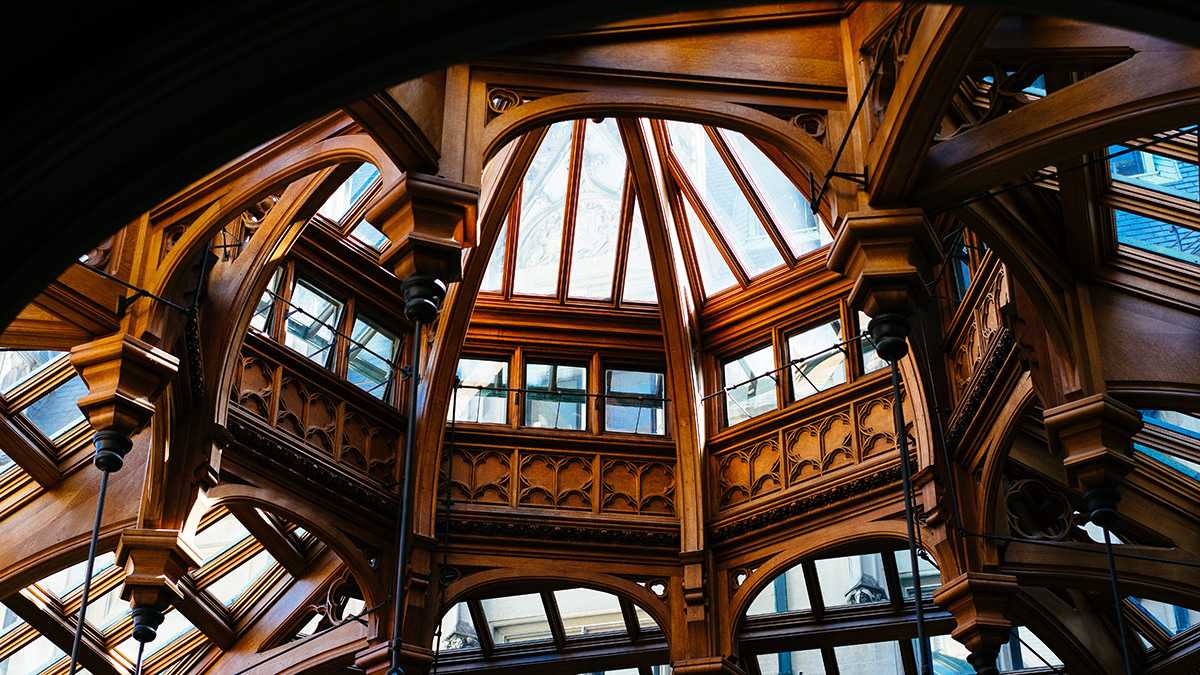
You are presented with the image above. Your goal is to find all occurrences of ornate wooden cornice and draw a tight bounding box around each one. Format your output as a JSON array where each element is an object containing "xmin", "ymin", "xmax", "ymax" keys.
[
  {"xmin": 945, "ymin": 327, "xmax": 1017, "ymax": 450},
  {"xmin": 444, "ymin": 516, "xmax": 680, "ymax": 548}
]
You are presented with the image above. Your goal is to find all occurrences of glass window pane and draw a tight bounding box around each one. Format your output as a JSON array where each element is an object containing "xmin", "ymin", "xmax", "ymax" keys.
[
  {"xmin": 950, "ymin": 232, "xmax": 972, "ymax": 301},
  {"xmin": 666, "ymin": 121, "xmax": 784, "ymax": 276},
  {"xmin": 249, "ymin": 268, "xmax": 283, "ymax": 333},
  {"xmin": 525, "ymin": 363, "xmax": 587, "ymax": 431},
  {"xmin": 1135, "ymin": 441, "xmax": 1200, "ymax": 481},
  {"xmin": 0, "ymin": 350, "xmax": 64, "ymax": 394},
  {"xmin": 859, "ymin": 311, "xmax": 888, "ymax": 374},
  {"xmin": 1142, "ymin": 409, "xmax": 1200, "ymax": 440},
  {"xmin": 193, "ymin": 513, "xmax": 251, "ymax": 564},
  {"xmin": 37, "ymin": 552, "xmax": 116, "ymax": 598},
  {"xmin": 513, "ymin": 122, "xmax": 573, "ymax": 296},
  {"xmin": 85, "ymin": 585, "xmax": 128, "ymax": 630},
  {"xmin": 347, "ymin": 316, "xmax": 398, "ymax": 399},
  {"xmin": 1109, "ymin": 146, "xmax": 1198, "ymax": 203},
  {"xmin": 0, "ymin": 635, "xmax": 63, "ymax": 675},
  {"xmin": 283, "ymin": 279, "xmax": 344, "ymax": 367},
  {"xmin": 998, "ymin": 626, "xmax": 1063, "ymax": 671},
  {"xmin": 206, "ymin": 549, "xmax": 279, "ymax": 606},
  {"xmin": 923, "ymin": 634, "xmax": 972, "ymax": 673},
  {"xmin": 554, "ymin": 588, "xmax": 625, "ymax": 637},
  {"xmin": 568, "ymin": 119, "xmax": 625, "ymax": 300},
  {"xmin": 605, "ymin": 369, "xmax": 664, "ymax": 435},
  {"xmin": 21, "ymin": 375, "xmax": 88, "ymax": 440},
  {"xmin": 622, "ymin": 200, "xmax": 658, "ymax": 304},
  {"xmin": 815, "ymin": 553, "xmax": 890, "ymax": 608},
  {"xmin": 722, "ymin": 129, "xmax": 831, "ymax": 257},
  {"xmin": 480, "ymin": 219, "xmax": 508, "ymax": 293},
  {"xmin": 0, "ymin": 451, "xmax": 13, "ymax": 476},
  {"xmin": 480, "ymin": 593, "xmax": 554, "ymax": 645},
  {"xmin": 452, "ymin": 358, "xmax": 508, "ymax": 424},
  {"xmin": 1114, "ymin": 209, "xmax": 1200, "ymax": 265},
  {"xmin": 0, "ymin": 603, "xmax": 20, "ymax": 637},
  {"xmin": 787, "ymin": 319, "xmax": 846, "ymax": 401},
  {"xmin": 681, "ymin": 197, "xmax": 737, "ymax": 296},
  {"xmin": 757, "ymin": 650, "xmax": 826, "ymax": 675},
  {"xmin": 317, "ymin": 163, "xmax": 381, "ymax": 222},
  {"xmin": 833, "ymin": 641, "xmax": 904, "ymax": 675},
  {"xmin": 348, "ymin": 219, "xmax": 390, "ymax": 251},
  {"xmin": 893, "ymin": 549, "xmax": 942, "ymax": 600},
  {"xmin": 723, "ymin": 345, "xmax": 776, "ymax": 426},
  {"xmin": 1131, "ymin": 597, "xmax": 1200, "ymax": 636},
  {"xmin": 435, "ymin": 602, "xmax": 479, "ymax": 651},
  {"xmin": 746, "ymin": 562, "xmax": 810, "ymax": 616}
]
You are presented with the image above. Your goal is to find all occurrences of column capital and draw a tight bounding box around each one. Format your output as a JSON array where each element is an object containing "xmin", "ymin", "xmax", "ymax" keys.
[
  {"xmin": 116, "ymin": 528, "xmax": 202, "ymax": 610},
  {"xmin": 672, "ymin": 656, "xmax": 747, "ymax": 675},
  {"xmin": 69, "ymin": 333, "xmax": 179, "ymax": 436},
  {"xmin": 372, "ymin": 172, "xmax": 478, "ymax": 283},
  {"xmin": 1044, "ymin": 393, "xmax": 1142, "ymax": 492},
  {"xmin": 827, "ymin": 207, "xmax": 940, "ymax": 317},
  {"xmin": 933, "ymin": 572, "xmax": 1019, "ymax": 675}
]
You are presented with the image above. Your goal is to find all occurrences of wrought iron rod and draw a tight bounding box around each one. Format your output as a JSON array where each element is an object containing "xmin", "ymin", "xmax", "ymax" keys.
[
  {"xmin": 389, "ymin": 320, "xmax": 424, "ymax": 675},
  {"xmin": 890, "ymin": 359, "xmax": 931, "ymax": 675},
  {"xmin": 67, "ymin": 467, "xmax": 111, "ymax": 674},
  {"xmin": 1104, "ymin": 526, "xmax": 1135, "ymax": 675}
]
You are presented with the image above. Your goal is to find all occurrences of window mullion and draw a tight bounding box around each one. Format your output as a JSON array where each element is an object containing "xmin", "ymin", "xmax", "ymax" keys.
[
  {"xmin": 705, "ymin": 125, "xmax": 795, "ymax": 266},
  {"xmin": 669, "ymin": 156, "xmax": 751, "ymax": 287},
  {"xmin": 611, "ymin": 170, "xmax": 636, "ymax": 307},
  {"xmin": 557, "ymin": 120, "xmax": 587, "ymax": 303}
]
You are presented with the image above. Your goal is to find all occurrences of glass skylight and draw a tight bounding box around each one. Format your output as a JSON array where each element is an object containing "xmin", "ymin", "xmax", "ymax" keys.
[
  {"xmin": 746, "ymin": 562, "xmax": 810, "ymax": 616},
  {"xmin": 513, "ymin": 121, "xmax": 573, "ymax": 296},
  {"xmin": 116, "ymin": 609, "xmax": 196, "ymax": 659},
  {"xmin": 21, "ymin": 375, "xmax": 88, "ymax": 440},
  {"xmin": 1109, "ymin": 146, "xmax": 1198, "ymax": 203},
  {"xmin": 815, "ymin": 553, "xmax": 889, "ymax": 608},
  {"xmin": 0, "ymin": 350, "xmax": 64, "ymax": 395},
  {"xmin": 1130, "ymin": 597, "xmax": 1199, "ymax": 636},
  {"xmin": 622, "ymin": 201, "xmax": 657, "ymax": 303},
  {"xmin": 480, "ymin": 219, "xmax": 508, "ymax": 293},
  {"xmin": 207, "ymin": 549, "xmax": 279, "ymax": 607},
  {"xmin": 0, "ymin": 635, "xmax": 62, "ymax": 675},
  {"xmin": 1113, "ymin": 209, "xmax": 1200, "ymax": 265},
  {"xmin": 666, "ymin": 120, "xmax": 785, "ymax": 276},
  {"xmin": 317, "ymin": 162, "xmax": 380, "ymax": 222},
  {"xmin": 38, "ymin": 552, "xmax": 116, "ymax": 598},
  {"xmin": 0, "ymin": 451, "xmax": 13, "ymax": 476},
  {"xmin": 681, "ymin": 197, "xmax": 738, "ymax": 296},
  {"xmin": 553, "ymin": 588, "xmax": 625, "ymax": 637},
  {"xmin": 568, "ymin": 119, "xmax": 625, "ymax": 300},
  {"xmin": 349, "ymin": 219, "xmax": 390, "ymax": 251},
  {"xmin": 757, "ymin": 649, "xmax": 826, "ymax": 675},
  {"xmin": 283, "ymin": 279, "xmax": 344, "ymax": 367},
  {"xmin": 193, "ymin": 513, "xmax": 251, "ymax": 564},
  {"xmin": 480, "ymin": 593, "xmax": 554, "ymax": 645},
  {"xmin": 833, "ymin": 641, "xmax": 904, "ymax": 674}
]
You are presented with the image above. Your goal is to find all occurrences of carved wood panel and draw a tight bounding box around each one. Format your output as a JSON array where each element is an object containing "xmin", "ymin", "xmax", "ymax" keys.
[
  {"xmin": 445, "ymin": 445, "xmax": 676, "ymax": 519},
  {"xmin": 947, "ymin": 264, "xmax": 1010, "ymax": 407},
  {"xmin": 231, "ymin": 337, "xmax": 402, "ymax": 486},
  {"xmin": 711, "ymin": 381, "xmax": 915, "ymax": 513}
]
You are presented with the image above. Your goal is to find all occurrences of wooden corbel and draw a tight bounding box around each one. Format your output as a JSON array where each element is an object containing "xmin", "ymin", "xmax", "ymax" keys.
[
  {"xmin": 933, "ymin": 572, "xmax": 1019, "ymax": 675},
  {"xmin": 116, "ymin": 528, "xmax": 203, "ymax": 641},
  {"xmin": 70, "ymin": 332, "xmax": 179, "ymax": 437},
  {"xmin": 827, "ymin": 207, "xmax": 941, "ymax": 318},
  {"xmin": 371, "ymin": 172, "xmax": 479, "ymax": 283}
]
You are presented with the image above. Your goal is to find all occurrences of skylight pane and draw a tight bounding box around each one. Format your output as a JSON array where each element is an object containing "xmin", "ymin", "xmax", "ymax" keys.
[
  {"xmin": 317, "ymin": 163, "xmax": 381, "ymax": 222},
  {"xmin": 833, "ymin": 641, "xmax": 904, "ymax": 674},
  {"xmin": 680, "ymin": 198, "xmax": 737, "ymax": 296},
  {"xmin": 553, "ymin": 588, "xmax": 625, "ymax": 637},
  {"xmin": 480, "ymin": 219, "xmax": 507, "ymax": 293},
  {"xmin": 0, "ymin": 635, "xmax": 62, "ymax": 674},
  {"xmin": 0, "ymin": 603, "xmax": 20, "ymax": 637},
  {"xmin": 0, "ymin": 350, "xmax": 64, "ymax": 395},
  {"xmin": 746, "ymin": 562, "xmax": 810, "ymax": 616},
  {"xmin": 1113, "ymin": 209, "xmax": 1200, "ymax": 265},
  {"xmin": 349, "ymin": 219, "xmax": 390, "ymax": 251},
  {"xmin": 513, "ymin": 121, "xmax": 573, "ymax": 296},
  {"xmin": 815, "ymin": 553, "xmax": 889, "ymax": 608},
  {"xmin": 893, "ymin": 549, "xmax": 942, "ymax": 599},
  {"xmin": 434, "ymin": 602, "xmax": 479, "ymax": 651},
  {"xmin": 1130, "ymin": 597, "xmax": 1200, "ymax": 636},
  {"xmin": 757, "ymin": 650, "xmax": 826, "ymax": 675},
  {"xmin": 480, "ymin": 593, "xmax": 554, "ymax": 645},
  {"xmin": 38, "ymin": 552, "xmax": 116, "ymax": 598},
  {"xmin": 21, "ymin": 375, "xmax": 88, "ymax": 440},
  {"xmin": 193, "ymin": 513, "xmax": 251, "ymax": 564},
  {"xmin": 1135, "ymin": 442, "xmax": 1200, "ymax": 482},
  {"xmin": 923, "ymin": 635, "xmax": 972, "ymax": 672},
  {"xmin": 723, "ymin": 345, "xmax": 776, "ymax": 425},
  {"xmin": 568, "ymin": 119, "xmax": 625, "ymax": 300},
  {"xmin": 622, "ymin": 200, "xmax": 657, "ymax": 304},
  {"xmin": 1108, "ymin": 146, "xmax": 1198, "ymax": 202},
  {"xmin": 722, "ymin": 129, "xmax": 831, "ymax": 257},
  {"xmin": 666, "ymin": 121, "xmax": 784, "ymax": 276},
  {"xmin": 206, "ymin": 549, "xmax": 278, "ymax": 606},
  {"xmin": 284, "ymin": 279, "xmax": 344, "ymax": 367},
  {"xmin": 116, "ymin": 610, "xmax": 195, "ymax": 659},
  {"xmin": 1142, "ymin": 409, "xmax": 1200, "ymax": 440},
  {"xmin": 452, "ymin": 358, "xmax": 508, "ymax": 424},
  {"xmin": 999, "ymin": 626, "xmax": 1063, "ymax": 671},
  {"xmin": 347, "ymin": 315, "xmax": 398, "ymax": 399},
  {"xmin": 786, "ymin": 319, "xmax": 846, "ymax": 401},
  {"xmin": 0, "ymin": 451, "xmax": 13, "ymax": 476},
  {"xmin": 85, "ymin": 586, "xmax": 128, "ymax": 630}
]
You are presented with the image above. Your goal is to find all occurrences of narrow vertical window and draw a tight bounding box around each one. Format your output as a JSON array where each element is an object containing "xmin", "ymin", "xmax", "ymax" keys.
[
  {"xmin": 723, "ymin": 345, "xmax": 777, "ymax": 425},
  {"xmin": 568, "ymin": 118, "xmax": 625, "ymax": 299},
  {"xmin": 453, "ymin": 358, "xmax": 509, "ymax": 424},
  {"xmin": 622, "ymin": 200, "xmax": 658, "ymax": 304},
  {"xmin": 525, "ymin": 362, "xmax": 587, "ymax": 431},
  {"xmin": 513, "ymin": 122, "xmax": 573, "ymax": 296},
  {"xmin": 858, "ymin": 311, "xmax": 888, "ymax": 374},
  {"xmin": 283, "ymin": 279, "xmax": 344, "ymax": 367},
  {"xmin": 347, "ymin": 315, "xmax": 398, "ymax": 399},
  {"xmin": 480, "ymin": 219, "xmax": 508, "ymax": 293},
  {"xmin": 605, "ymin": 369, "xmax": 665, "ymax": 435}
]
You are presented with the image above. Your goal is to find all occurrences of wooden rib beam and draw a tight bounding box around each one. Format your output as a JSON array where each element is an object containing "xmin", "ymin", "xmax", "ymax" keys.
[
  {"xmin": 0, "ymin": 414, "xmax": 60, "ymax": 488},
  {"xmin": 1002, "ymin": 541, "xmax": 1200, "ymax": 606},
  {"xmin": 619, "ymin": 596, "xmax": 642, "ymax": 643},
  {"xmin": 867, "ymin": 5, "xmax": 1000, "ymax": 204},
  {"xmin": 4, "ymin": 590, "xmax": 124, "ymax": 675},
  {"xmin": 176, "ymin": 576, "xmax": 237, "ymax": 650},
  {"xmin": 917, "ymin": 48, "xmax": 1200, "ymax": 208},
  {"xmin": 433, "ymin": 633, "xmax": 668, "ymax": 675},
  {"xmin": 227, "ymin": 503, "xmax": 307, "ymax": 577},
  {"xmin": 739, "ymin": 608, "xmax": 955, "ymax": 655},
  {"xmin": 540, "ymin": 590, "xmax": 567, "ymax": 651},
  {"xmin": 467, "ymin": 598, "xmax": 495, "ymax": 658}
]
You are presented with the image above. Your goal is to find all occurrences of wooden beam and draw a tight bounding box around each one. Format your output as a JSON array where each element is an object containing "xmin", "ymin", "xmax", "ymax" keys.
[
  {"xmin": 1002, "ymin": 541, "xmax": 1200, "ymax": 605},
  {"xmin": 867, "ymin": 5, "xmax": 1000, "ymax": 205},
  {"xmin": 175, "ymin": 577, "xmax": 237, "ymax": 650},
  {"xmin": 433, "ymin": 632, "xmax": 668, "ymax": 675},
  {"xmin": 227, "ymin": 503, "xmax": 307, "ymax": 577},
  {"xmin": 540, "ymin": 590, "xmax": 566, "ymax": 651},
  {"xmin": 0, "ymin": 414, "xmax": 60, "ymax": 488},
  {"xmin": 917, "ymin": 49, "xmax": 1200, "ymax": 208},
  {"xmin": 4, "ymin": 590, "xmax": 125, "ymax": 675},
  {"xmin": 467, "ymin": 598, "xmax": 494, "ymax": 658},
  {"xmin": 619, "ymin": 596, "xmax": 642, "ymax": 643},
  {"xmin": 739, "ymin": 608, "xmax": 955, "ymax": 655}
]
